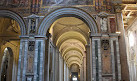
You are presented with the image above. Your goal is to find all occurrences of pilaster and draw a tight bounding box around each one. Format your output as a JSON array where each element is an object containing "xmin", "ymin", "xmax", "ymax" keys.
[
  {"xmin": 34, "ymin": 36, "xmax": 46, "ymax": 81},
  {"xmin": 80, "ymin": 61, "xmax": 84, "ymax": 81},
  {"xmin": 17, "ymin": 35, "xmax": 46, "ymax": 81},
  {"xmin": 55, "ymin": 48, "xmax": 59, "ymax": 81},
  {"xmin": 91, "ymin": 33, "xmax": 102, "ymax": 81},
  {"xmin": 86, "ymin": 44, "xmax": 91, "ymax": 81},
  {"xmin": 110, "ymin": 34, "xmax": 121, "ymax": 81},
  {"xmin": 83, "ymin": 57, "xmax": 86, "ymax": 81},
  {"xmin": 116, "ymin": 12, "xmax": 130, "ymax": 81},
  {"xmin": 17, "ymin": 38, "xmax": 28, "ymax": 81}
]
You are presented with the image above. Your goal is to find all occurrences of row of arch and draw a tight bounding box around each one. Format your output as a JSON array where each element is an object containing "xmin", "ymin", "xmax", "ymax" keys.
[
  {"xmin": 0, "ymin": 7, "xmax": 98, "ymax": 36},
  {"xmin": 0, "ymin": 7, "xmax": 98, "ymax": 81}
]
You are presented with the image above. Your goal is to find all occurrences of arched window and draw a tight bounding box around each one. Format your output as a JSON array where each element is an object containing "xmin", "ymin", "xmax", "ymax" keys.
[{"xmin": 0, "ymin": 47, "xmax": 13, "ymax": 81}]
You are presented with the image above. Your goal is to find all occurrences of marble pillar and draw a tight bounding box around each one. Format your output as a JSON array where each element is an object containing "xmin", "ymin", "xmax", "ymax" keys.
[
  {"xmin": 86, "ymin": 44, "xmax": 91, "ymax": 81},
  {"xmin": 52, "ymin": 45, "xmax": 56, "ymax": 81},
  {"xmin": 64, "ymin": 61, "xmax": 66, "ymax": 81},
  {"xmin": 34, "ymin": 37, "xmax": 45, "ymax": 81},
  {"xmin": 91, "ymin": 35, "xmax": 102, "ymax": 81},
  {"xmin": 17, "ymin": 38, "xmax": 28, "ymax": 81},
  {"xmin": 110, "ymin": 35, "xmax": 121, "ymax": 81},
  {"xmin": 83, "ymin": 57, "xmax": 86, "ymax": 81},
  {"xmin": 17, "ymin": 36, "xmax": 46, "ymax": 81},
  {"xmin": 59, "ymin": 54, "xmax": 63, "ymax": 81},
  {"xmin": 67, "ymin": 67, "xmax": 69, "ymax": 81},
  {"xmin": 80, "ymin": 62, "xmax": 83, "ymax": 81},
  {"xmin": 116, "ymin": 13, "xmax": 130, "ymax": 81},
  {"xmin": 55, "ymin": 48, "xmax": 59, "ymax": 81}
]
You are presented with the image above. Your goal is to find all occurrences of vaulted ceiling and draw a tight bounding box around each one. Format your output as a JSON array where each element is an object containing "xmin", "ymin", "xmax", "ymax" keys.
[{"xmin": 49, "ymin": 17, "xmax": 90, "ymax": 68}]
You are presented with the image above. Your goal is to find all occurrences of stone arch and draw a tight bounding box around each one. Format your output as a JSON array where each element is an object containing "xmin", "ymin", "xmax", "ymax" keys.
[
  {"xmin": 0, "ymin": 10, "xmax": 26, "ymax": 35},
  {"xmin": 38, "ymin": 7, "xmax": 98, "ymax": 35}
]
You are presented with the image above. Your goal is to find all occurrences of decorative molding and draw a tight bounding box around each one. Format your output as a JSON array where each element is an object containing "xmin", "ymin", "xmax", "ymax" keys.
[
  {"xmin": 115, "ymin": 5, "xmax": 122, "ymax": 13},
  {"xmin": 28, "ymin": 41, "xmax": 35, "ymax": 51},
  {"xmin": 90, "ymin": 33, "xmax": 102, "ymax": 37},
  {"xmin": 101, "ymin": 40, "xmax": 109, "ymax": 50},
  {"xmin": 38, "ymin": 7, "xmax": 98, "ymax": 35},
  {"xmin": 24, "ymin": 14, "xmax": 44, "ymax": 35},
  {"xmin": 98, "ymin": 12, "xmax": 109, "ymax": 17}
]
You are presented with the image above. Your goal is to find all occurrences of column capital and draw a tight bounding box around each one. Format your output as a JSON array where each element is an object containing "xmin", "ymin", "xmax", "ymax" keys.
[
  {"xmin": 19, "ymin": 35, "xmax": 47, "ymax": 39},
  {"xmin": 90, "ymin": 33, "xmax": 102, "ymax": 37},
  {"xmin": 114, "ymin": 4, "xmax": 122, "ymax": 13},
  {"xmin": 90, "ymin": 33, "xmax": 120, "ymax": 37},
  {"xmin": 109, "ymin": 33, "xmax": 120, "ymax": 37},
  {"xmin": 34, "ymin": 35, "xmax": 47, "ymax": 39},
  {"xmin": 19, "ymin": 35, "xmax": 29, "ymax": 38}
]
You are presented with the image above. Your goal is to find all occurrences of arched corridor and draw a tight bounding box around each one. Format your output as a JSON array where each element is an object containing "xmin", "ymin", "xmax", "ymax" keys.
[
  {"xmin": 45, "ymin": 17, "xmax": 90, "ymax": 81},
  {"xmin": 0, "ymin": 0, "xmax": 136, "ymax": 80}
]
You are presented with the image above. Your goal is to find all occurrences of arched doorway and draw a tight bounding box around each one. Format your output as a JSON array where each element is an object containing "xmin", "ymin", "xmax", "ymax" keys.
[
  {"xmin": 0, "ymin": 47, "xmax": 13, "ymax": 81},
  {"xmin": 0, "ymin": 10, "xmax": 26, "ymax": 81},
  {"xmin": 70, "ymin": 64, "xmax": 80, "ymax": 81},
  {"xmin": 38, "ymin": 7, "xmax": 98, "ymax": 81},
  {"xmin": 46, "ymin": 17, "xmax": 89, "ymax": 81}
]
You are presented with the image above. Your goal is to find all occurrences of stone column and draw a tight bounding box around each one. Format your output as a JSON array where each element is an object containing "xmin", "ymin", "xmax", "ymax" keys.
[
  {"xmin": 52, "ymin": 45, "xmax": 56, "ymax": 81},
  {"xmin": 116, "ymin": 12, "xmax": 130, "ymax": 81},
  {"xmin": 61, "ymin": 57, "xmax": 63, "ymax": 81},
  {"xmin": 17, "ymin": 36, "xmax": 46, "ymax": 81},
  {"xmin": 34, "ymin": 36, "xmax": 46, "ymax": 81},
  {"xmin": 83, "ymin": 57, "xmax": 86, "ymax": 81},
  {"xmin": 110, "ymin": 35, "xmax": 122, "ymax": 81},
  {"xmin": 17, "ymin": 38, "xmax": 28, "ymax": 81},
  {"xmin": 65, "ymin": 64, "xmax": 67, "ymax": 81},
  {"xmin": 59, "ymin": 54, "xmax": 61, "ymax": 81},
  {"xmin": 55, "ymin": 48, "xmax": 59, "ymax": 81},
  {"xmin": 64, "ymin": 61, "xmax": 66, "ymax": 81},
  {"xmin": 47, "ymin": 38, "xmax": 50, "ymax": 81},
  {"xmin": 80, "ymin": 62, "xmax": 83, "ymax": 81},
  {"xmin": 86, "ymin": 44, "xmax": 91, "ymax": 81},
  {"xmin": 59, "ymin": 53, "xmax": 63, "ymax": 81},
  {"xmin": 67, "ymin": 66, "xmax": 69, "ymax": 81},
  {"xmin": 91, "ymin": 34, "xmax": 102, "ymax": 81}
]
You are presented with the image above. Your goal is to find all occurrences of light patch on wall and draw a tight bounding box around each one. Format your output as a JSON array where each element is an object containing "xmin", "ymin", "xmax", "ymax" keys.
[{"xmin": 129, "ymin": 32, "xmax": 134, "ymax": 47}]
